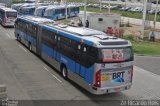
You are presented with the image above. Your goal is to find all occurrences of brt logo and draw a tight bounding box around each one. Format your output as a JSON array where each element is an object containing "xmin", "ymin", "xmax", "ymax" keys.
[{"xmin": 113, "ymin": 72, "xmax": 125, "ymax": 79}]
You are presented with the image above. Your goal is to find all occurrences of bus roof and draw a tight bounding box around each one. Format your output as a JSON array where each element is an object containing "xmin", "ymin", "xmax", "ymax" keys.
[
  {"xmin": 0, "ymin": 7, "xmax": 17, "ymax": 12},
  {"xmin": 21, "ymin": 6, "xmax": 36, "ymax": 9},
  {"xmin": 18, "ymin": 16, "xmax": 54, "ymax": 24},
  {"xmin": 17, "ymin": 16, "xmax": 130, "ymax": 47},
  {"xmin": 46, "ymin": 5, "xmax": 65, "ymax": 10},
  {"xmin": 36, "ymin": 6, "xmax": 48, "ymax": 9},
  {"xmin": 44, "ymin": 24, "xmax": 130, "ymax": 47}
]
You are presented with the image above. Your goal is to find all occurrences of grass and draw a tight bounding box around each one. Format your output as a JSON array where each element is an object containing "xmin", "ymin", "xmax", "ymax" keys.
[
  {"xmin": 123, "ymin": 35, "xmax": 160, "ymax": 56},
  {"xmin": 132, "ymin": 41, "xmax": 160, "ymax": 56}
]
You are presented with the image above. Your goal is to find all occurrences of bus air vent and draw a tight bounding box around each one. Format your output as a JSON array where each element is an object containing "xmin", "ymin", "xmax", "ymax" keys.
[
  {"xmin": 58, "ymin": 24, "xmax": 68, "ymax": 28},
  {"xmin": 93, "ymin": 35, "xmax": 109, "ymax": 40},
  {"xmin": 99, "ymin": 41, "xmax": 128, "ymax": 45}
]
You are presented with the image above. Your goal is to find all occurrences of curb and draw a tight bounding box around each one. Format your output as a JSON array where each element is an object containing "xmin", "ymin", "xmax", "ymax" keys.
[{"xmin": 135, "ymin": 54, "xmax": 160, "ymax": 57}]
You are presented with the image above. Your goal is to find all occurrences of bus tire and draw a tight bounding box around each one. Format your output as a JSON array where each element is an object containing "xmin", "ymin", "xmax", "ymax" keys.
[
  {"xmin": 28, "ymin": 43, "xmax": 32, "ymax": 52},
  {"xmin": 61, "ymin": 65, "xmax": 68, "ymax": 79}
]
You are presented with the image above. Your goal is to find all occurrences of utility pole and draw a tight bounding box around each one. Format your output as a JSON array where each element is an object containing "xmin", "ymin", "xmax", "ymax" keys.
[
  {"xmin": 154, "ymin": 0, "xmax": 159, "ymax": 28},
  {"xmin": 141, "ymin": 0, "xmax": 147, "ymax": 39},
  {"xmin": 84, "ymin": 0, "xmax": 87, "ymax": 23},
  {"xmin": 100, "ymin": 0, "xmax": 102, "ymax": 11},
  {"xmin": 65, "ymin": 0, "xmax": 68, "ymax": 20}
]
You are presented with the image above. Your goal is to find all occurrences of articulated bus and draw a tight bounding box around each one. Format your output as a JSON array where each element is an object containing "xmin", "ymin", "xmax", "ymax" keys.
[
  {"xmin": 0, "ymin": 7, "xmax": 18, "ymax": 26},
  {"xmin": 15, "ymin": 16, "xmax": 134, "ymax": 95}
]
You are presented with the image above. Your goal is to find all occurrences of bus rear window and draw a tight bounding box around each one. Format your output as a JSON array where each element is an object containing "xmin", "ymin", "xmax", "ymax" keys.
[
  {"xmin": 6, "ymin": 12, "xmax": 17, "ymax": 18},
  {"xmin": 100, "ymin": 47, "xmax": 133, "ymax": 62}
]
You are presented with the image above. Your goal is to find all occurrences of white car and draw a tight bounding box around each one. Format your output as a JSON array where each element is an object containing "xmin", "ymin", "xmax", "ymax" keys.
[{"xmin": 130, "ymin": 7, "xmax": 143, "ymax": 12}]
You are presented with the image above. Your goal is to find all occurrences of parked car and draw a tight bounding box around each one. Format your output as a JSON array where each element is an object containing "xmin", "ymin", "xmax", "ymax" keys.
[
  {"xmin": 120, "ymin": 7, "xmax": 132, "ymax": 11},
  {"xmin": 133, "ymin": 7, "xmax": 143, "ymax": 12},
  {"xmin": 149, "ymin": 9, "xmax": 156, "ymax": 14}
]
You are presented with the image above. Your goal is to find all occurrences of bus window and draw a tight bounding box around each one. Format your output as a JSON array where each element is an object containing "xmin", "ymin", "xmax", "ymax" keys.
[
  {"xmin": 100, "ymin": 47, "xmax": 133, "ymax": 63},
  {"xmin": 6, "ymin": 12, "xmax": 17, "ymax": 18}
]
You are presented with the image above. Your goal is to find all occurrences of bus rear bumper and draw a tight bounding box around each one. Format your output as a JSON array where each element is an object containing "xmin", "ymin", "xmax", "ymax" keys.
[{"xmin": 90, "ymin": 83, "xmax": 132, "ymax": 95}]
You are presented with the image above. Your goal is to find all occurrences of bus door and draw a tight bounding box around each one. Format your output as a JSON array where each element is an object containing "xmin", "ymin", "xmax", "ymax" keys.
[
  {"xmin": 75, "ymin": 44, "xmax": 86, "ymax": 78},
  {"xmin": 36, "ymin": 25, "xmax": 42, "ymax": 56}
]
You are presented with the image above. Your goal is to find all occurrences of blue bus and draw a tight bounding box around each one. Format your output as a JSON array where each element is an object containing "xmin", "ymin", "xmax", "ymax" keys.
[
  {"xmin": 44, "ymin": 6, "xmax": 66, "ymax": 20},
  {"xmin": 44, "ymin": 5, "xmax": 80, "ymax": 20},
  {"xmin": 68, "ymin": 5, "xmax": 80, "ymax": 17},
  {"xmin": 15, "ymin": 16, "xmax": 134, "ymax": 95},
  {"xmin": 19, "ymin": 6, "xmax": 36, "ymax": 15},
  {"xmin": 11, "ymin": 3, "xmax": 26, "ymax": 12},
  {"xmin": 11, "ymin": 3, "xmax": 35, "ymax": 15}
]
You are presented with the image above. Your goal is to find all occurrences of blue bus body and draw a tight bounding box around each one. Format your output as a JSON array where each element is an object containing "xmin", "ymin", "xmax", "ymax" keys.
[
  {"xmin": 44, "ymin": 5, "xmax": 80, "ymax": 20},
  {"xmin": 44, "ymin": 6, "xmax": 66, "ymax": 20},
  {"xmin": 15, "ymin": 16, "xmax": 134, "ymax": 95}
]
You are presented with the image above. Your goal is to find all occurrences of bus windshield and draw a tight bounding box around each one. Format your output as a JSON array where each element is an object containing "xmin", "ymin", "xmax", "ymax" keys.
[
  {"xmin": 6, "ymin": 12, "xmax": 17, "ymax": 18},
  {"xmin": 44, "ymin": 9, "xmax": 53, "ymax": 17},
  {"xmin": 100, "ymin": 47, "xmax": 133, "ymax": 63}
]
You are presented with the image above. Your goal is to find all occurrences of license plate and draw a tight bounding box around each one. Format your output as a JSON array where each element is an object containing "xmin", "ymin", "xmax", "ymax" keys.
[{"xmin": 101, "ymin": 75, "xmax": 110, "ymax": 81}]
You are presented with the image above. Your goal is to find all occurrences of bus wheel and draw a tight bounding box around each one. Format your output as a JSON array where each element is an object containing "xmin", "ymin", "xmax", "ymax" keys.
[
  {"xmin": 28, "ymin": 43, "xmax": 32, "ymax": 52},
  {"xmin": 61, "ymin": 66, "xmax": 68, "ymax": 79}
]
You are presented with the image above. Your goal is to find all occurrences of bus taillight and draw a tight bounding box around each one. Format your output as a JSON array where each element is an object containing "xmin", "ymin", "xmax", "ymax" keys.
[{"xmin": 94, "ymin": 69, "xmax": 101, "ymax": 88}]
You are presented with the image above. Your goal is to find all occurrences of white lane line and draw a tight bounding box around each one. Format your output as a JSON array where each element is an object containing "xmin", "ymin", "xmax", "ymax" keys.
[
  {"xmin": 51, "ymin": 74, "xmax": 62, "ymax": 83},
  {"xmin": 6, "ymin": 33, "xmax": 11, "ymax": 39},
  {"xmin": 18, "ymin": 45, "xmax": 27, "ymax": 52},
  {"xmin": 43, "ymin": 66, "xmax": 62, "ymax": 83},
  {"xmin": 44, "ymin": 66, "xmax": 50, "ymax": 72}
]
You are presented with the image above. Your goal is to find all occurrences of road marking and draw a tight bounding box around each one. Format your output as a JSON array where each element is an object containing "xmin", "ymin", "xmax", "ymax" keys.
[
  {"xmin": 6, "ymin": 33, "xmax": 11, "ymax": 39},
  {"xmin": 44, "ymin": 66, "xmax": 62, "ymax": 83},
  {"xmin": 44, "ymin": 66, "xmax": 50, "ymax": 72},
  {"xmin": 18, "ymin": 45, "xmax": 27, "ymax": 52},
  {"xmin": 51, "ymin": 74, "xmax": 62, "ymax": 83}
]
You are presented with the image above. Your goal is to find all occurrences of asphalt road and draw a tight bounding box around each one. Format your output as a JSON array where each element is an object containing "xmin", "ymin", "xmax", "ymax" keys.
[
  {"xmin": 0, "ymin": 25, "xmax": 160, "ymax": 106},
  {"xmin": 135, "ymin": 55, "xmax": 160, "ymax": 75}
]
